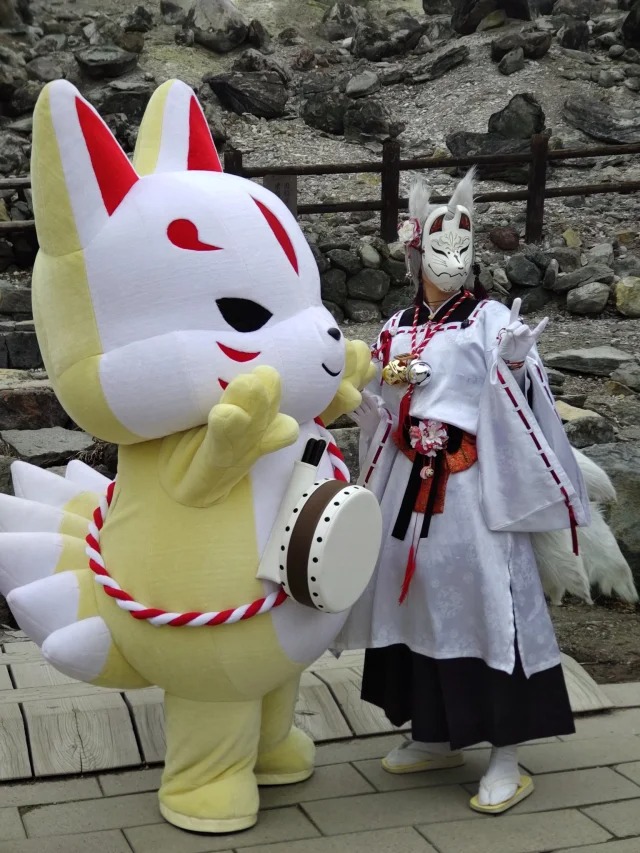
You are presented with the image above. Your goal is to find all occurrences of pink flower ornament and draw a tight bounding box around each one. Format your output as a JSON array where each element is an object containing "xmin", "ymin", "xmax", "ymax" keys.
[
  {"xmin": 398, "ymin": 217, "xmax": 422, "ymax": 250},
  {"xmin": 409, "ymin": 419, "xmax": 448, "ymax": 457}
]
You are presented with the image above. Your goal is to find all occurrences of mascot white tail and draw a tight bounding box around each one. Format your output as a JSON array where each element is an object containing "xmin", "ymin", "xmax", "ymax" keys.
[{"xmin": 532, "ymin": 448, "xmax": 638, "ymax": 606}]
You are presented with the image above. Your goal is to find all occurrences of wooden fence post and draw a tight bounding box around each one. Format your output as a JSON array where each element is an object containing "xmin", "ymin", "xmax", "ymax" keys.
[
  {"xmin": 380, "ymin": 139, "xmax": 401, "ymax": 243},
  {"xmin": 525, "ymin": 134, "xmax": 549, "ymax": 243},
  {"xmin": 224, "ymin": 147, "xmax": 243, "ymax": 176}
]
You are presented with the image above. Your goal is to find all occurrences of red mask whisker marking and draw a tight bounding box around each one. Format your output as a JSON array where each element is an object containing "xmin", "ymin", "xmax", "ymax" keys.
[
  {"xmin": 252, "ymin": 197, "xmax": 299, "ymax": 274},
  {"xmin": 217, "ymin": 342, "xmax": 261, "ymax": 363}
]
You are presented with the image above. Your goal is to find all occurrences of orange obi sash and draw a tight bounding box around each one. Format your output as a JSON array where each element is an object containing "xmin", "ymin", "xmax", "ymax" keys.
[{"xmin": 394, "ymin": 432, "xmax": 478, "ymax": 515}]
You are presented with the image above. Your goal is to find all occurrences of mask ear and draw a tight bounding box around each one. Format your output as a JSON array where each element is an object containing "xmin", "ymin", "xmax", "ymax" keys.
[
  {"xmin": 447, "ymin": 166, "xmax": 476, "ymax": 218},
  {"xmin": 31, "ymin": 80, "xmax": 139, "ymax": 257},
  {"xmin": 133, "ymin": 79, "xmax": 223, "ymax": 177}
]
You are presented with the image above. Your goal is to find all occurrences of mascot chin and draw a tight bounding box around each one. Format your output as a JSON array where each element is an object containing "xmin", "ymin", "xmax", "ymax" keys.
[{"xmin": 0, "ymin": 79, "xmax": 381, "ymax": 834}]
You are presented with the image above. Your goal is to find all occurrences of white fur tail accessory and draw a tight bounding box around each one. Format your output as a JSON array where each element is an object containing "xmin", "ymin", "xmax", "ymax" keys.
[{"xmin": 532, "ymin": 449, "xmax": 638, "ymax": 605}]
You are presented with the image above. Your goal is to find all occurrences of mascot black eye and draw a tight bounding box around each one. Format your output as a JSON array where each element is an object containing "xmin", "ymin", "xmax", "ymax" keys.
[{"xmin": 216, "ymin": 298, "xmax": 273, "ymax": 333}]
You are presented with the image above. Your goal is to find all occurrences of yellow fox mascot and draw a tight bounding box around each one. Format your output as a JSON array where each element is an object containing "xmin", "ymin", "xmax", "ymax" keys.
[{"xmin": 0, "ymin": 79, "xmax": 375, "ymax": 833}]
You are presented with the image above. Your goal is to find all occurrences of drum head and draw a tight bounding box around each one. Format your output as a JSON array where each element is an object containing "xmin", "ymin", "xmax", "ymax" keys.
[{"xmin": 310, "ymin": 487, "xmax": 381, "ymax": 613}]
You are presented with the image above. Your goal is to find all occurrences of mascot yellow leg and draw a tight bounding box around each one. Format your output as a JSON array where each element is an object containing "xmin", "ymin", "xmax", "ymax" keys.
[
  {"xmin": 160, "ymin": 694, "xmax": 262, "ymax": 833},
  {"xmin": 256, "ymin": 676, "xmax": 315, "ymax": 785}
]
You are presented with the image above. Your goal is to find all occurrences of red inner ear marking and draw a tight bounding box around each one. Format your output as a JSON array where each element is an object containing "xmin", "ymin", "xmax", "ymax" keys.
[
  {"xmin": 252, "ymin": 197, "xmax": 298, "ymax": 274},
  {"xmin": 218, "ymin": 378, "xmax": 229, "ymax": 390},
  {"xmin": 460, "ymin": 213, "xmax": 471, "ymax": 231},
  {"xmin": 75, "ymin": 97, "xmax": 138, "ymax": 216},
  {"xmin": 167, "ymin": 219, "xmax": 222, "ymax": 251},
  {"xmin": 429, "ymin": 214, "xmax": 445, "ymax": 235},
  {"xmin": 217, "ymin": 342, "xmax": 260, "ymax": 362},
  {"xmin": 188, "ymin": 96, "xmax": 223, "ymax": 172}
]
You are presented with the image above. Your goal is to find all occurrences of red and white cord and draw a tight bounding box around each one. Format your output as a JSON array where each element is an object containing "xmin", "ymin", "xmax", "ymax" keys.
[{"xmin": 85, "ymin": 481, "xmax": 288, "ymax": 627}]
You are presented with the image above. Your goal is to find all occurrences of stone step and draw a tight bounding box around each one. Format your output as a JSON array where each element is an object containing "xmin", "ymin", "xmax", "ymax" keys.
[
  {"xmin": 0, "ymin": 323, "xmax": 41, "ymax": 371},
  {"xmin": 0, "ymin": 427, "xmax": 94, "ymax": 468},
  {"xmin": 0, "ymin": 369, "xmax": 70, "ymax": 430}
]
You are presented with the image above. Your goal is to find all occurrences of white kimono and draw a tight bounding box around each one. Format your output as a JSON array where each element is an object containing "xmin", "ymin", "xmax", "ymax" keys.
[{"xmin": 336, "ymin": 298, "xmax": 590, "ymax": 677}]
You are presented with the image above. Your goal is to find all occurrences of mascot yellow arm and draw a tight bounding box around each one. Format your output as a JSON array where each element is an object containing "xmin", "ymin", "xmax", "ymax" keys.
[
  {"xmin": 319, "ymin": 339, "xmax": 376, "ymax": 426},
  {"xmin": 159, "ymin": 366, "xmax": 299, "ymax": 507}
]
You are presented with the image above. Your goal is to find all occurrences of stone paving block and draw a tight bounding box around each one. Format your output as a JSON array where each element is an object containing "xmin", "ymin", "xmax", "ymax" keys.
[
  {"xmin": 0, "ymin": 777, "xmax": 102, "ymax": 807},
  {"xmin": 302, "ymin": 784, "xmax": 472, "ymax": 835},
  {"xmin": 315, "ymin": 734, "xmax": 406, "ymax": 767},
  {"xmin": 518, "ymin": 735, "xmax": 640, "ymax": 774},
  {"xmin": 470, "ymin": 768, "xmax": 640, "ymax": 813},
  {"xmin": 0, "ymin": 829, "xmax": 131, "ymax": 853},
  {"xmin": 0, "ymin": 806, "xmax": 25, "ymax": 840},
  {"xmin": 239, "ymin": 826, "xmax": 437, "ymax": 853},
  {"xmin": 98, "ymin": 768, "xmax": 163, "ymax": 797},
  {"xmin": 583, "ymin": 798, "xmax": 640, "ymax": 837},
  {"xmin": 605, "ymin": 683, "xmax": 640, "ymax": 709},
  {"xmin": 559, "ymin": 709, "xmax": 640, "ymax": 741},
  {"xmin": 261, "ymin": 762, "xmax": 374, "ymax": 808},
  {"xmin": 419, "ymin": 808, "xmax": 611, "ymax": 853},
  {"xmin": 555, "ymin": 841, "xmax": 640, "ymax": 853},
  {"xmin": 22, "ymin": 791, "xmax": 160, "ymax": 837},
  {"xmin": 354, "ymin": 749, "xmax": 491, "ymax": 792},
  {"xmin": 615, "ymin": 761, "xmax": 640, "ymax": 786},
  {"xmin": 125, "ymin": 807, "xmax": 318, "ymax": 852}
]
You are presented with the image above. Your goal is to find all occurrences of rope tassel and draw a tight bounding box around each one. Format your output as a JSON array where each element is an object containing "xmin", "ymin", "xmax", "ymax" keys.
[{"xmin": 399, "ymin": 544, "xmax": 417, "ymax": 605}]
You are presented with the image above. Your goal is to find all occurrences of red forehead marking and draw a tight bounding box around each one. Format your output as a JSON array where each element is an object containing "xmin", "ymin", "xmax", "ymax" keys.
[{"xmin": 252, "ymin": 197, "xmax": 298, "ymax": 274}]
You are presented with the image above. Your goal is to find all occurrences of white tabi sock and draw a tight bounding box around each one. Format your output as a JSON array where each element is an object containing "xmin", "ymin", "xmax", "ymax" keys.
[
  {"xmin": 384, "ymin": 739, "xmax": 460, "ymax": 769},
  {"xmin": 477, "ymin": 745, "xmax": 521, "ymax": 806}
]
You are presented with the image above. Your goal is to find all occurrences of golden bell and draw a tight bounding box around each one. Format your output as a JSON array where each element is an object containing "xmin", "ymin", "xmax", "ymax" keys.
[{"xmin": 382, "ymin": 354, "xmax": 412, "ymax": 386}]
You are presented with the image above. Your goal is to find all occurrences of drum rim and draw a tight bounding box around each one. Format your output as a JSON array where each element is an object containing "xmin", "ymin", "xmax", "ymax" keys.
[{"xmin": 281, "ymin": 481, "xmax": 367, "ymax": 611}]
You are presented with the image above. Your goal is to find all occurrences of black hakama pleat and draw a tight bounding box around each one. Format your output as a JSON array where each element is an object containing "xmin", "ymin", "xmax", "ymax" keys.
[{"xmin": 361, "ymin": 643, "xmax": 575, "ymax": 750}]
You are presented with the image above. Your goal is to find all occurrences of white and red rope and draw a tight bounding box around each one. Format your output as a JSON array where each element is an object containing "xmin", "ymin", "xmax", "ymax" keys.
[
  {"xmin": 85, "ymin": 481, "xmax": 288, "ymax": 627},
  {"xmin": 85, "ymin": 423, "xmax": 350, "ymax": 627}
]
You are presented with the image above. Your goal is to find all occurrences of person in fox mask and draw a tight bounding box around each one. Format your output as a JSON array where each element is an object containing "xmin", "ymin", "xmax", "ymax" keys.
[{"xmin": 335, "ymin": 169, "xmax": 591, "ymax": 814}]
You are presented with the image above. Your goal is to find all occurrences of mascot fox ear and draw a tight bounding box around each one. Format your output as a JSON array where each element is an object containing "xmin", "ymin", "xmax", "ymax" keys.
[
  {"xmin": 133, "ymin": 79, "xmax": 223, "ymax": 177},
  {"xmin": 31, "ymin": 80, "xmax": 140, "ymax": 257}
]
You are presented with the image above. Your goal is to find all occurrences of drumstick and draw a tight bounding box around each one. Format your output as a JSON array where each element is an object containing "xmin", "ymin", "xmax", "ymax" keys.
[
  {"xmin": 301, "ymin": 439, "xmax": 320, "ymax": 465},
  {"xmin": 310, "ymin": 440, "xmax": 327, "ymax": 467}
]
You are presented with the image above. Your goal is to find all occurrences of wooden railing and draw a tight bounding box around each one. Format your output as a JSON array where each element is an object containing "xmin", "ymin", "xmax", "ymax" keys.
[{"xmin": 2, "ymin": 137, "xmax": 640, "ymax": 244}]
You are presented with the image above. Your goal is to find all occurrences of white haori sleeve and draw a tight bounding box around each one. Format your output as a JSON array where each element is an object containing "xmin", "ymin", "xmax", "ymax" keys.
[{"xmin": 477, "ymin": 348, "xmax": 590, "ymax": 534}]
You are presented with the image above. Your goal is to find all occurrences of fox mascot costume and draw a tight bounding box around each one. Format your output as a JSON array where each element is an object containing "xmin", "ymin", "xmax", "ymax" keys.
[{"xmin": 0, "ymin": 79, "xmax": 377, "ymax": 833}]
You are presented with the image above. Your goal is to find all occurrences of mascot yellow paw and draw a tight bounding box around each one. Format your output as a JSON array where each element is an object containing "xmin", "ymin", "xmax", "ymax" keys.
[
  {"xmin": 211, "ymin": 366, "xmax": 300, "ymax": 465},
  {"xmin": 320, "ymin": 339, "xmax": 376, "ymax": 426},
  {"xmin": 255, "ymin": 727, "xmax": 315, "ymax": 786}
]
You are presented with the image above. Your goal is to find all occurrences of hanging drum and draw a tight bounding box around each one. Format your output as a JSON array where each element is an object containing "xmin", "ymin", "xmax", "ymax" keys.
[{"xmin": 256, "ymin": 439, "xmax": 382, "ymax": 614}]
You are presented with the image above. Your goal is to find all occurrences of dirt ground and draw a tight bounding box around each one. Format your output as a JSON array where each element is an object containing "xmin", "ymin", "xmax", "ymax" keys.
[{"xmin": 552, "ymin": 598, "xmax": 640, "ymax": 684}]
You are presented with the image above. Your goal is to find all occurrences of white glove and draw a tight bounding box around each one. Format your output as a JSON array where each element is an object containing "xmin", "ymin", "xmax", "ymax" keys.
[
  {"xmin": 497, "ymin": 298, "xmax": 549, "ymax": 367},
  {"xmin": 351, "ymin": 389, "xmax": 384, "ymax": 438}
]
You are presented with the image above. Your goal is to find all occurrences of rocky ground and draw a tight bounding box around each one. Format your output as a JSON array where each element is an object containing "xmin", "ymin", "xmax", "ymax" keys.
[{"xmin": 0, "ymin": 0, "xmax": 640, "ymax": 681}]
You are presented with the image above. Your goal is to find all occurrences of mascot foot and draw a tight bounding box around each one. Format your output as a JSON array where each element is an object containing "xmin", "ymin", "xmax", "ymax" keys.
[
  {"xmin": 255, "ymin": 726, "xmax": 315, "ymax": 786},
  {"xmin": 159, "ymin": 802, "xmax": 257, "ymax": 835},
  {"xmin": 158, "ymin": 770, "xmax": 259, "ymax": 834}
]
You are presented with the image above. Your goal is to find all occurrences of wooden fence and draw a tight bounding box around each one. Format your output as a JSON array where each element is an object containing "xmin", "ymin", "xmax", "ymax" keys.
[{"xmin": 1, "ymin": 136, "xmax": 640, "ymax": 244}]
